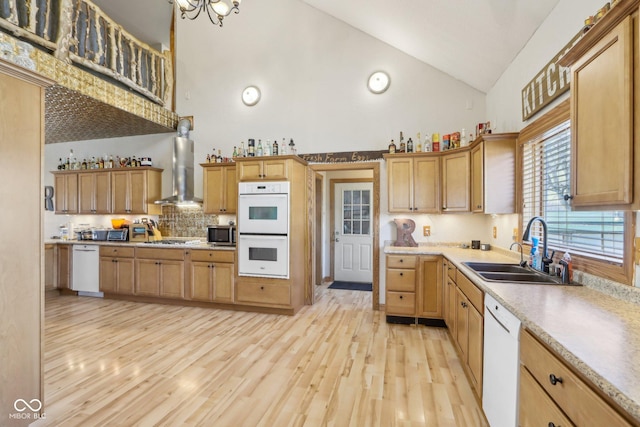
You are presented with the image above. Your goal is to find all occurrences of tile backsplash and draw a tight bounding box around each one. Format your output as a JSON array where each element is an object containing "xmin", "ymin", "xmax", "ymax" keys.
[{"xmin": 158, "ymin": 205, "xmax": 218, "ymax": 237}]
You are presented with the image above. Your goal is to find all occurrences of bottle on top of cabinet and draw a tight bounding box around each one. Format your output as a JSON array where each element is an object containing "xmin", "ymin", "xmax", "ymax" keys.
[{"xmin": 388, "ymin": 139, "xmax": 397, "ymax": 153}]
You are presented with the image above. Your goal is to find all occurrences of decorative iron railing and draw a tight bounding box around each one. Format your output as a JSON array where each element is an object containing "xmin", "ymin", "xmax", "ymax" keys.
[{"xmin": 0, "ymin": 0, "xmax": 173, "ymax": 107}]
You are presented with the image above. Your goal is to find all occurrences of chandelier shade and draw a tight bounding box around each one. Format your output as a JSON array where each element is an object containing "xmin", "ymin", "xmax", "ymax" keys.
[{"xmin": 170, "ymin": 0, "xmax": 241, "ymax": 27}]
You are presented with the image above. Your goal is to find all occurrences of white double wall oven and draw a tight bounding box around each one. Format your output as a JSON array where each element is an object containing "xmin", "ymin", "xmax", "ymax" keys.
[{"xmin": 237, "ymin": 181, "xmax": 290, "ymax": 279}]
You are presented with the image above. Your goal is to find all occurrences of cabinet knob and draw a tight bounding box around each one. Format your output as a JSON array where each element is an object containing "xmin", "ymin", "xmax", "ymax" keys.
[
  {"xmin": 548, "ymin": 423, "xmax": 557, "ymax": 427},
  {"xmin": 549, "ymin": 374, "xmax": 563, "ymax": 385},
  {"xmin": 399, "ymin": 295, "xmax": 403, "ymax": 300},
  {"xmin": 260, "ymin": 286, "xmax": 265, "ymax": 290},
  {"xmin": 399, "ymin": 272, "xmax": 403, "ymax": 276},
  {"xmin": 399, "ymin": 259, "xmax": 403, "ymax": 263},
  {"xmin": 563, "ymin": 194, "xmax": 574, "ymax": 201}
]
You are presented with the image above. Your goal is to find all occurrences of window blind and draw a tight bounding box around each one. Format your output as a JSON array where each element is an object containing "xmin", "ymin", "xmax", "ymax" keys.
[{"xmin": 521, "ymin": 121, "xmax": 625, "ymax": 263}]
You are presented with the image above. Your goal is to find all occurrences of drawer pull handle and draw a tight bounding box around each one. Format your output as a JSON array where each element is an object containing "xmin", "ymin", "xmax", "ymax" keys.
[
  {"xmin": 399, "ymin": 295, "xmax": 403, "ymax": 299},
  {"xmin": 399, "ymin": 272, "xmax": 403, "ymax": 276},
  {"xmin": 260, "ymin": 286, "xmax": 265, "ymax": 290},
  {"xmin": 399, "ymin": 259, "xmax": 403, "ymax": 263},
  {"xmin": 549, "ymin": 374, "xmax": 563, "ymax": 385}
]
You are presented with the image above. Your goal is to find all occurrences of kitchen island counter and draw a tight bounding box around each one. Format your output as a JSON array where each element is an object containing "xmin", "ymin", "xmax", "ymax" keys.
[{"xmin": 385, "ymin": 244, "xmax": 640, "ymax": 424}]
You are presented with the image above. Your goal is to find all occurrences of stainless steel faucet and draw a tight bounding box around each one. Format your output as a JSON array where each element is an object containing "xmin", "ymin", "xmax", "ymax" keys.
[
  {"xmin": 522, "ymin": 216, "xmax": 552, "ymax": 273},
  {"xmin": 509, "ymin": 242, "xmax": 526, "ymax": 267}
]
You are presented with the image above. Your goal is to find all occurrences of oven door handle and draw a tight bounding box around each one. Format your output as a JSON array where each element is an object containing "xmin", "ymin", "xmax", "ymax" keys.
[{"xmin": 239, "ymin": 233, "xmax": 288, "ymax": 238}]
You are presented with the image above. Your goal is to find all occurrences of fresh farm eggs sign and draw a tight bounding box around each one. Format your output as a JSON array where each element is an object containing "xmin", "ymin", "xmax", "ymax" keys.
[{"xmin": 521, "ymin": 31, "xmax": 582, "ymax": 121}]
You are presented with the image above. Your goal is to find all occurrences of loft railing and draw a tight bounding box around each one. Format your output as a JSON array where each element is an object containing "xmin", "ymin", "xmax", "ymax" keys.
[{"xmin": 0, "ymin": 0, "xmax": 173, "ymax": 107}]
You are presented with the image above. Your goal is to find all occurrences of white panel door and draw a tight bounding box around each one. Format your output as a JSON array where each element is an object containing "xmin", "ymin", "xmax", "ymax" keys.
[{"xmin": 334, "ymin": 182, "xmax": 373, "ymax": 282}]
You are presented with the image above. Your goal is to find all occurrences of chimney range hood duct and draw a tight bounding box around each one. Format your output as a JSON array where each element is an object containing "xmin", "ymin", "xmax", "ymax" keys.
[{"xmin": 155, "ymin": 119, "xmax": 202, "ymax": 206}]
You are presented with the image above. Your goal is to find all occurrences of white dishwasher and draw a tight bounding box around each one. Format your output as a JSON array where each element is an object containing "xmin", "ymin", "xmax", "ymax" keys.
[
  {"xmin": 482, "ymin": 293, "xmax": 521, "ymax": 427},
  {"xmin": 72, "ymin": 244, "xmax": 103, "ymax": 297}
]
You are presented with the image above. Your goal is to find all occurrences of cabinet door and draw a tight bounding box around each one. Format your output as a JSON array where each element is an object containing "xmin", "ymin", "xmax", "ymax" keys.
[
  {"xmin": 262, "ymin": 159, "xmax": 288, "ymax": 180},
  {"xmin": 159, "ymin": 260, "xmax": 184, "ymax": 299},
  {"xmin": 57, "ymin": 245, "xmax": 71, "ymax": 289},
  {"xmin": 93, "ymin": 171, "xmax": 112, "ymax": 214},
  {"xmin": 571, "ymin": 17, "xmax": 633, "ymax": 207},
  {"xmin": 387, "ymin": 157, "xmax": 413, "ymax": 212},
  {"xmin": 212, "ymin": 262, "xmax": 234, "ymax": 303},
  {"xmin": 78, "ymin": 173, "xmax": 96, "ymax": 214},
  {"xmin": 99, "ymin": 257, "xmax": 117, "ymax": 293},
  {"xmin": 237, "ymin": 160, "xmax": 263, "ymax": 180},
  {"xmin": 417, "ymin": 256, "xmax": 443, "ymax": 318},
  {"xmin": 116, "ymin": 258, "xmax": 135, "ymax": 295},
  {"xmin": 203, "ymin": 167, "xmax": 225, "ymax": 214},
  {"xmin": 442, "ymin": 151, "xmax": 470, "ymax": 212},
  {"xmin": 128, "ymin": 170, "xmax": 148, "ymax": 214},
  {"xmin": 135, "ymin": 259, "xmax": 160, "ymax": 296},
  {"xmin": 470, "ymin": 143, "xmax": 484, "ymax": 212},
  {"xmin": 413, "ymin": 157, "xmax": 440, "ymax": 213},
  {"xmin": 190, "ymin": 261, "xmax": 213, "ymax": 301},
  {"xmin": 111, "ymin": 171, "xmax": 130, "ymax": 213},
  {"xmin": 455, "ymin": 287, "xmax": 469, "ymax": 356},
  {"xmin": 224, "ymin": 166, "xmax": 238, "ymax": 213},
  {"xmin": 468, "ymin": 304, "xmax": 483, "ymax": 395}
]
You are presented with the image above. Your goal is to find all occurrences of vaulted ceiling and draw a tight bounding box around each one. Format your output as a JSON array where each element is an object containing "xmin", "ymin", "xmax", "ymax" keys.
[{"xmin": 93, "ymin": 0, "xmax": 560, "ymax": 94}]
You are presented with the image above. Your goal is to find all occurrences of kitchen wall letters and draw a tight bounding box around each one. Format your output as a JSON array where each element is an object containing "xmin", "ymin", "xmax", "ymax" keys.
[
  {"xmin": 299, "ymin": 150, "xmax": 386, "ymax": 163},
  {"xmin": 521, "ymin": 31, "xmax": 582, "ymax": 121}
]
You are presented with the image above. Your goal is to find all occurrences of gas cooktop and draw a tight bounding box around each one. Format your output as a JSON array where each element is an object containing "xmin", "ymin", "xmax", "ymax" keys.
[{"xmin": 144, "ymin": 239, "xmax": 203, "ymax": 246}]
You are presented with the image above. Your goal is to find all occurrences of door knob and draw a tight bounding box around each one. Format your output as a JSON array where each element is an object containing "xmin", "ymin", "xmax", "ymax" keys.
[{"xmin": 335, "ymin": 238, "xmax": 339, "ymax": 242}]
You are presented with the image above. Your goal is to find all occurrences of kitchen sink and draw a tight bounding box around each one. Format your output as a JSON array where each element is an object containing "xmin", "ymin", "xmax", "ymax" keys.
[{"xmin": 463, "ymin": 262, "xmax": 564, "ymax": 285}]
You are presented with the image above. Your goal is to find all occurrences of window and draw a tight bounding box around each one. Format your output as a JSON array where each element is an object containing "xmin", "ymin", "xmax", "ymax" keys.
[
  {"xmin": 342, "ymin": 189, "xmax": 371, "ymax": 235},
  {"xmin": 519, "ymin": 100, "xmax": 631, "ymax": 284},
  {"xmin": 522, "ymin": 121, "xmax": 625, "ymax": 263}
]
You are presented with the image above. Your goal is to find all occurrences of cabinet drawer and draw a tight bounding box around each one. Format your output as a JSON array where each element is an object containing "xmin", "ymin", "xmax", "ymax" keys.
[
  {"xmin": 191, "ymin": 250, "xmax": 235, "ymax": 263},
  {"xmin": 521, "ymin": 330, "xmax": 631, "ymax": 427},
  {"xmin": 100, "ymin": 246, "xmax": 135, "ymax": 258},
  {"xmin": 386, "ymin": 291, "xmax": 415, "ymax": 316},
  {"xmin": 236, "ymin": 281, "xmax": 291, "ymax": 306},
  {"xmin": 446, "ymin": 261, "xmax": 457, "ymax": 281},
  {"xmin": 135, "ymin": 247, "xmax": 185, "ymax": 261},
  {"xmin": 519, "ymin": 365, "xmax": 575, "ymax": 427},
  {"xmin": 456, "ymin": 272, "xmax": 483, "ymax": 313},
  {"xmin": 386, "ymin": 255, "xmax": 417, "ymax": 269},
  {"xmin": 386, "ymin": 268, "xmax": 416, "ymax": 292}
]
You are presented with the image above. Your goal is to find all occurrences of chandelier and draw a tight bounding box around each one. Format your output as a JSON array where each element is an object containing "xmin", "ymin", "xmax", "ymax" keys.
[{"xmin": 171, "ymin": 0, "xmax": 241, "ymax": 27}]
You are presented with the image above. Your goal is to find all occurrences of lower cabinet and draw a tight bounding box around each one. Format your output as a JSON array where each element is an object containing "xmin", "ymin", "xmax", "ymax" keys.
[
  {"xmin": 385, "ymin": 254, "xmax": 444, "ymax": 321},
  {"xmin": 443, "ymin": 259, "xmax": 457, "ymax": 332},
  {"xmin": 236, "ymin": 280, "xmax": 291, "ymax": 307},
  {"xmin": 56, "ymin": 244, "xmax": 71, "ymax": 290},
  {"xmin": 451, "ymin": 267, "xmax": 484, "ymax": 399},
  {"xmin": 519, "ymin": 329, "xmax": 632, "ymax": 426},
  {"xmin": 135, "ymin": 248, "xmax": 185, "ymax": 299},
  {"xmin": 99, "ymin": 246, "xmax": 135, "ymax": 295},
  {"xmin": 187, "ymin": 250, "xmax": 235, "ymax": 303}
]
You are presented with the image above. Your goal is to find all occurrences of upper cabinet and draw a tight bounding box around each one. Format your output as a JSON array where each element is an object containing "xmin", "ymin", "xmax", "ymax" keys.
[
  {"xmin": 202, "ymin": 163, "xmax": 237, "ymax": 214},
  {"xmin": 237, "ymin": 158, "xmax": 289, "ymax": 181},
  {"xmin": 386, "ymin": 155, "xmax": 440, "ymax": 213},
  {"xmin": 442, "ymin": 150, "xmax": 470, "ymax": 213},
  {"xmin": 558, "ymin": 3, "xmax": 639, "ymax": 209},
  {"xmin": 470, "ymin": 133, "xmax": 518, "ymax": 214},
  {"xmin": 52, "ymin": 168, "xmax": 162, "ymax": 215},
  {"xmin": 78, "ymin": 171, "xmax": 111, "ymax": 214},
  {"xmin": 54, "ymin": 173, "xmax": 78, "ymax": 214}
]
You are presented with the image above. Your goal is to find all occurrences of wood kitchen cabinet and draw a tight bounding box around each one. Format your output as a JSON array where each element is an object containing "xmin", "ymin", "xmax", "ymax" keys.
[
  {"xmin": 135, "ymin": 248, "xmax": 184, "ymax": 298},
  {"xmin": 452, "ymin": 270, "xmax": 483, "ymax": 398},
  {"xmin": 519, "ymin": 329, "xmax": 633, "ymax": 426},
  {"xmin": 416, "ymin": 255, "xmax": 443, "ymax": 319},
  {"xmin": 558, "ymin": 4, "xmax": 639, "ymax": 210},
  {"xmin": 99, "ymin": 246, "xmax": 135, "ymax": 295},
  {"xmin": 187, "ymin": 250, "xmax": 235, "ymax": 303},
  {"xmin": 385, "ymin": 254, "xmax": 417, "ymax": 317},
  {"xmin": 470, "ymin": 133, "xmax": 518, "ymax": 213},
  {"xmin": 202, "ymin": 163, "xmax": 237, "ymax": 214},
  {"xmin": 236, "ymin": 280, "xmax": 292, "ymax": 307},
  {"xmin": 111, "ymin": 168, "xmax": 162, "ymax": 215},
  {"xmin": 78, "ymin": 171, "xmax": 111, "ymax": 214},
  {"xmin": 236, "ymin": 157, "xmax": 290, "ymax": 181},
  {"xmin": 386, "ymin": 155, "xmax": 440, "ymax": 213},
  {"xmin": 54, "ymin": 172, "xmax": 78, "ymax": 214},
  {"xmin": 56, "ymin": 244, "xmax": 71, "ymax": 290},
  {"xmin": 441, "ymin": 150, "xmax": 470, "ymax": 212}
]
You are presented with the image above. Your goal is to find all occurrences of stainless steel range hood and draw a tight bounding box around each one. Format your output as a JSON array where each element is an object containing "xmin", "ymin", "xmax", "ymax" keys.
[{"xmin": 155, "ymin": 119, "xmax": 202, "ymax": 206}]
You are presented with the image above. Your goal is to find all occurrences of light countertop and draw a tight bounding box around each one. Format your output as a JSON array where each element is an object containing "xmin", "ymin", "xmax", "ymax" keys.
[
  {"xmin": 46, "ymin": 240, "xmax": 236, "ymax": 251},
  {"xmin": 385, "ymin": 245, "xmax": 640, "ymax": 423}
]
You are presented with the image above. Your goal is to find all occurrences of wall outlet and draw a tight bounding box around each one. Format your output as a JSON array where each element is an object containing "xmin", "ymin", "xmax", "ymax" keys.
[
  {"xmin": 423, "ymin": 225, "xmax": 431, "ymax": 237},
  {"xmin": 513, "ymin": 228, "xmax": 519, "ymax": 241},
  {"xmin": 492, "ymin": 226, "xmax": 497, "ymax": 239}
]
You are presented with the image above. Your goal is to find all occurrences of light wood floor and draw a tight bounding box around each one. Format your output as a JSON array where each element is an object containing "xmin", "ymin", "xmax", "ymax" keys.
[{"xmin": 33, "ymin": 287, "xmax": 487, "ymax": 427}]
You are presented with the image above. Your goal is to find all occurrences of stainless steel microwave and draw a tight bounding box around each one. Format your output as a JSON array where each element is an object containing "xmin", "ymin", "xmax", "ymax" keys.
[{"xmin": 207, "ymin": 225, "xmax": 236, "ymax": 246}]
